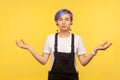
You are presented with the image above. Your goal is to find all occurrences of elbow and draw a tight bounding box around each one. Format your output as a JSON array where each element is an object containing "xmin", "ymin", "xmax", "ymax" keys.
[
  {"xmin": 37, "ymin": 57, "xmax": 48, "ymax": 65},
  {"xmin": 41, "ymin": 63, "xmax": 46, "ymax": 65},
  {"xmin": 40, "ymin": 61, "xmax": 47, "ymax": 65},
  {"xmin": 81, "ymin": 62, "xmax": 88, "ymax": 67},
  {"xmin": 41, "ymin": 62, "xmax": 45, "ymax": 65},
  {"xmin": 37, "ymin": 60, "xmax": 47, "ymax": 65},
  {"xmin": 81, "ymin": 63, "xmax": 87, "ymax": 66},
  {"xmin": 40, "ymin": 60, "xmax": 48, "ymax": 65}
]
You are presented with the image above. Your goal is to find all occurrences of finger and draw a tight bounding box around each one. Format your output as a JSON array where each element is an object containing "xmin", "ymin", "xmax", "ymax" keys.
[
  {"xmin": 16, "ymin": 40, "xmax": 19, "ymax": 46},
  {"xmin": 16, "ymin": 40, "xmax": 21, "ymax": 47},
  {"xmin": 104, "ymin": 43, "xmax": 112, "ymax": 49},
  {"xmin": 20, "ymin": 39, "xmax": 25, "ymax": 44},
  {"xmin": 108, "ymin": 43, "xmax": 112, "ymax": 47},
  {"xmin": 102, "ymin": 41, "xmax": 108, "ymax": 46}
]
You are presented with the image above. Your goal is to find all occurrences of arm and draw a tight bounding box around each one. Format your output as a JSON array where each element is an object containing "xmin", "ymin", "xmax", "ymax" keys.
[
  {"xmin": 78, "ymin": 41, "xmax": 112, "ymax": 66},
  {"xmin": 16, "ymin": 39, "xmax": 50, "ymax": 65}
]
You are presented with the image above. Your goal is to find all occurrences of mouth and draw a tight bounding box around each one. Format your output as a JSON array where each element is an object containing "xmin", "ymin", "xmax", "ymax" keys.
[{"xmin": 62, "ymin": 25, "xmax": 66, "ymax": 28}]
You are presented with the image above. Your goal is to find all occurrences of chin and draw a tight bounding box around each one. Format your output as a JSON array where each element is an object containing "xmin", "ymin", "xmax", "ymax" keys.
[{"xmin": 61, "ymin": 29, "xmax": 68, "ymax": 32}]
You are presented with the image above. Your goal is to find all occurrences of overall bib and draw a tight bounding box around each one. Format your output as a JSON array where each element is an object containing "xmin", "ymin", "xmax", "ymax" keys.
[{"xmin": 48, "ymin": 33, "xmax": 78, "ymax": 80}]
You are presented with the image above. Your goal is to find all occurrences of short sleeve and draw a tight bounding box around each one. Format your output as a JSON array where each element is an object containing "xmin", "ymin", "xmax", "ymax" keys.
[
  {"xmin": 43, "ymin": 35, "xmax": 51, "ymax": 54},
  {"xmin": 77, "ymin": 35, "xmax": 86, "ymax": 55}
]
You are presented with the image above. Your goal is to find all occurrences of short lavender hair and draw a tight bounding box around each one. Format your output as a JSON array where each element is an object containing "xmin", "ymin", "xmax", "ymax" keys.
[{"xmin": 54, "ymin": 9, "xmax": 73, "ymax": 22}]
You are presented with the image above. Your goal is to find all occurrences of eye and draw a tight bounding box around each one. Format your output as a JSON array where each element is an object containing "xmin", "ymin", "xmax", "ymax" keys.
[
  {"xmin": 65, "ymin": 18, "xmax": 70, "ymax": 21},
  {"xmin": 58, "ymin": 18, "xmax": 62, "ymax": 21}
]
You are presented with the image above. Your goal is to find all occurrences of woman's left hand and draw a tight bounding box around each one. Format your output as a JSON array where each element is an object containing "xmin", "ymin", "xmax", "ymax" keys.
[{"xmin": 94, "ymin": 41, "xmax": 112, "ymax": 53}]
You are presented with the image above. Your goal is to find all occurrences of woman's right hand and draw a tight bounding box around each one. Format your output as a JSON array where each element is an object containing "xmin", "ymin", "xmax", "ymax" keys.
[{"xmin": 16, "ymin": 39, "xmax": 30, "ymax": 50}]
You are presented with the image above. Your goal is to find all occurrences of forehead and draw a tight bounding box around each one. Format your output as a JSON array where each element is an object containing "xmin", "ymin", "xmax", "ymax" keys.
[{"xmin": 59, "ymin": 13, "xmax": 71, "ymax": 18}]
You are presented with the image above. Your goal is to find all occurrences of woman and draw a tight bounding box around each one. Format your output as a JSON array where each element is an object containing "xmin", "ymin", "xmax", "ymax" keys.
[{"xmin": 16, "ymin": 9, "xmax": 112, "ymax": 80}]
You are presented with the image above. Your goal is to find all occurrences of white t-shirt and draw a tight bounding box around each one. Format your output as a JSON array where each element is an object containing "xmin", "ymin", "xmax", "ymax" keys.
[{"xmin": 43, "ymin": 33, "xmax": 86, "ymax": 71}]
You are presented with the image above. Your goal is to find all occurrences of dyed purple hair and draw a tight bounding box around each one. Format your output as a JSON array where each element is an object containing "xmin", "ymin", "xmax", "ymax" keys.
[{"xmin": 54, "ymin": 9, "xmax": 73, "ymax": 22}]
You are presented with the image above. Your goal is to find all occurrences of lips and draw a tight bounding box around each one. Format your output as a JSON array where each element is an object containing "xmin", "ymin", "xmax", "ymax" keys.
[{"xmin": 62, "ymin": 25, "xmax": 66, "ymax": 27}]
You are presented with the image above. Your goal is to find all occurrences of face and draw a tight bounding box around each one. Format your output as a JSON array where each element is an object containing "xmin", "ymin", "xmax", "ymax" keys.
[{"xmin": 56, "ymin": 13, "xmax": 72, "ymax": 32}]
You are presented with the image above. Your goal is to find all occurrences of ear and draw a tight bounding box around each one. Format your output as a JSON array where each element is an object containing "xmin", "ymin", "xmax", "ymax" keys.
[{"xmin": 55, "ymin": 21, "xmax": 58, "ymax": 26}]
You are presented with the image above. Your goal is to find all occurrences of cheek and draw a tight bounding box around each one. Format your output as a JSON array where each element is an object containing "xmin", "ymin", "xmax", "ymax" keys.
[
  {"xmin": 56, "ymin": 22, "xmax": 61, "ymax": 26},
  {"xmin": 57, "ymin": 22, "xmax": 62, "ymax": 26},
  {"xmin": 66, "ymin": 21, "xmax": 72, "ymax": 25}
]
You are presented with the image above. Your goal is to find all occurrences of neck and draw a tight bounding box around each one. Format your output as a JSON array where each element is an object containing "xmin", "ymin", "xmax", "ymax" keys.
[{"xmin": 58, "ymin": 31, "xmax": 70, "ymax": 38}]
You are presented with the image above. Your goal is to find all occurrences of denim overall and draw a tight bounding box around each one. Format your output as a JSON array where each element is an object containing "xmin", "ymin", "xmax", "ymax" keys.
[{"xmin": 48, "ymin": 33, "xmax": 78, "ymax": 80}]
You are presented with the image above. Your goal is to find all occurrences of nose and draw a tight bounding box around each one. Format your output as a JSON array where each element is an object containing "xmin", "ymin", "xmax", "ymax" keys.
[{"xmin": 62, "ymin": 20, "xmax": 66, "ymax": 25}]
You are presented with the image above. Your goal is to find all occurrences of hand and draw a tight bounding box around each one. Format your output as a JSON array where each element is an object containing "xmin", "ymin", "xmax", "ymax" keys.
[
  {"xmin": 16, "ymin": 39, "xmax": 30, "ymax": 49},
  {"xmin": 94, "ymin": 41, "xmax": 112, "ymax": 53}
]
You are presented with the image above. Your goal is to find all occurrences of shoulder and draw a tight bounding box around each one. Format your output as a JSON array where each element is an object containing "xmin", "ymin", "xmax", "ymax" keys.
[
  {"xmin": 46, "ymin": 34, "xmax": 56, "ymax": 40},
  {"xmin": 47, "ymin": 34, "xmax": 55, "ymax": 37},
  {"xmin": 73, "ymin": 33, "xmax": 82, "ymax": 40}
]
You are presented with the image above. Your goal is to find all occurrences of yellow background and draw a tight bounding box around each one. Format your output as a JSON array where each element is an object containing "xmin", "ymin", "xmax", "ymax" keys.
[{"xmin": 0, "ymin": 0, "xmax": 120, "ymax": 80}]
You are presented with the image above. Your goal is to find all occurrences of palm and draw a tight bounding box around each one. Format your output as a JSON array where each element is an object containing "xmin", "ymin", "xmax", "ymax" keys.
[
  {"xmin": 16, "ymin": 39, "xmax": 29, "ymax": 49},
  {"xmin": 97, "ymin": 41, "xmax": 112, "ymax": 50}
]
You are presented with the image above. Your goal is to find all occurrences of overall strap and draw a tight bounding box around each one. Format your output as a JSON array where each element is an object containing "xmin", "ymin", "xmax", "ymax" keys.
[
  {"xmin": 71, "ymin": 33, "xmax": 74, "ymax": 53},
  {"xmin": 54, "ymin": 33, "xmax": 74, "ymax": 53},
  {"xmin": 54, "ymin": 33, "xmax": 58, "ymax": 52}
]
